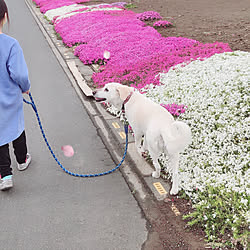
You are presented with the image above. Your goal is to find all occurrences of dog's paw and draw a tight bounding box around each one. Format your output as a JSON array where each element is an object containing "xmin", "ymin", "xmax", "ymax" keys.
[
  {"xmin": 152, "ymin": 171, "xmax": 160, "ymax": 178},
  {"xmin": 170, "ymin": 188, "xmax": 178, "ymax": 195}
]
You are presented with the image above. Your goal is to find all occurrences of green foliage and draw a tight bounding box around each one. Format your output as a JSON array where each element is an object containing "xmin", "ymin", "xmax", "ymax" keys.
[
  {"xmin": 124, "ymin": 3, "xmax": 137, "ymax": 9},
  {"xmin": 183, "ymin": 185, "xmax": 249, "ymax": 249},
  {"xmin": 53, "ymin": 27, "xmax": 62, "ymax": 40},
  {"xmin": 43, "ymin": 15, "xmax": 53, "ymax": 25}
]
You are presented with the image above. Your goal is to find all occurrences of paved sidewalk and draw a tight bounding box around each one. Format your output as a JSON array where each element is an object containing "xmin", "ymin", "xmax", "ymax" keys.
[{"xmin": 0, "ymin": 1, "xmax": 148, "ymax": 249}]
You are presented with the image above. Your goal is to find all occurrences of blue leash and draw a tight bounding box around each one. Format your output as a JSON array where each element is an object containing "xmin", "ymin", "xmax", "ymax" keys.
[{"xmin": 23, "ymin": 92, "xmax": 128, "ymax": 177}]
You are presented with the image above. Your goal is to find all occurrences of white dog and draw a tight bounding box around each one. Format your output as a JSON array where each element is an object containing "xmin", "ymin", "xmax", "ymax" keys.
[{"xmin": 93, "ymin": 83, "xmax": 192, "ymax": 195}]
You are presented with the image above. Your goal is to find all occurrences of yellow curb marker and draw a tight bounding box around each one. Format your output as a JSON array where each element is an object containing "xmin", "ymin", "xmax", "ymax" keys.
[
  {"xmin": 112, "ymin": 122, "xmax": 125, "ymax": 139},
  {"xmin": 119, "ymin": 132, "xmax": 126, "ymax": 139},
  {"xmin": 112, "ymin": 122, "xmax": 120, "ymax": 129},
  {"xmin": 171, "ymin": 203, "xmax": 181, "ymax": 216},
  {"xmin": 153, "ymin": 182, "xmax": 167, "ymax": 195}
]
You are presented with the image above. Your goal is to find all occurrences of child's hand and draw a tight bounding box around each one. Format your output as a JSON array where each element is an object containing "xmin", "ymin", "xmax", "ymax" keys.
[{"xmin": 23, "ymin": 90, "xmax": 30, "ymax": 94}]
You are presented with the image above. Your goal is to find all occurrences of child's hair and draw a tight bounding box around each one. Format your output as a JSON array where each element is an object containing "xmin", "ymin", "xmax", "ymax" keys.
[{"xmin": 0, "ymin": 0, "xmax": 9, "ymax": 24}]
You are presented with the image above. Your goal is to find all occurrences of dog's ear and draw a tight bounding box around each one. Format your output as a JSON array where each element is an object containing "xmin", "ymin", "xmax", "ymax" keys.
[{"xmin": 116, "ymin": 85, "xmax": 133, "ymax": 101}]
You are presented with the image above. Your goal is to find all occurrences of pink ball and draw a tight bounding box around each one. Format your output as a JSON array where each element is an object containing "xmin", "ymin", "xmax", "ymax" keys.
[{"xmin": 61, "ymin": 145, "xmax": 74, "ymax": 157}]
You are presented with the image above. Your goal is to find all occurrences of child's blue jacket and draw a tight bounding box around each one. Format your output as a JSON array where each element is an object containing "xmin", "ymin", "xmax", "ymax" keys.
[{"xmin": 0, "ymin": 33, "xmax": 30, "ymax": 146}]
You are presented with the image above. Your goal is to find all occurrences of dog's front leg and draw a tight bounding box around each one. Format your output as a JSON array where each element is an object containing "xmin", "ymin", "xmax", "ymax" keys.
[{"xmin": 169, "ymin": 153, "xmax": 180, "ymax": 195}]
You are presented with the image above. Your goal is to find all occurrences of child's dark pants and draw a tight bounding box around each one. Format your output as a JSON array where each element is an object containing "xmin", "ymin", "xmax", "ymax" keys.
[{"xmin": 0, "ymin": 131, "xmax": 27, "ymax": 178}]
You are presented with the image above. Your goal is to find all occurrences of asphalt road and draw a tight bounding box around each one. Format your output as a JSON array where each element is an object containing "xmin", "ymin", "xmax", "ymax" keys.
[{"xmin": 0, "ymin": 1, "xmax": 147, "ymax": 249}]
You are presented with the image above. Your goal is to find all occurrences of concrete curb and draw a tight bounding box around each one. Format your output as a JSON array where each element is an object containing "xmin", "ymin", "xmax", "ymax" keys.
[{"xmin": 25, "ymin": 0, "xmax": 171, "ymax": 201}]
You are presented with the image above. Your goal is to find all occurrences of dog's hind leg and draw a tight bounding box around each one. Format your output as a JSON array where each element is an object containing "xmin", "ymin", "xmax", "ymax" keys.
[
  {"xmin": 141, "ymin": 136, "xmax": 148, "ymax": 152},
  {"xmin": 134, "ymin": 133, "xmax": 145, "ymax": 156},
  {"xmin": 140, "ymin": 136, "xmax": 148, "ymax": 158},
  {"xmin": 169, "ymin": 153, "xmax": 180, "ymax": 195},
  {"xmin": 151, "ymin": 157, "xmax": 161, "ymax": 178}
]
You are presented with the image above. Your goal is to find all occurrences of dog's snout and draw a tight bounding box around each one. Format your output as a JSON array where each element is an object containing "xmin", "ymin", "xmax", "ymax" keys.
[{"xmin": 92, "ymin": 90, "xmax": 97, "ymax": 96}]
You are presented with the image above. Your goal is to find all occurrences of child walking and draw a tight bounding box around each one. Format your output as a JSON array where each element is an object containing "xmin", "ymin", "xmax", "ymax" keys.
[{"xmin": 0, "ymin": 0, "xmax": 31, "ymax": 191}]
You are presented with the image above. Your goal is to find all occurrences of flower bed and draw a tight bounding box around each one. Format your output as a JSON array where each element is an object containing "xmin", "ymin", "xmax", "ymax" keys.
[
  {"xmin": 33, "ymin": 0, "xmax": 90, "ymax": 13},
  {"xmin": 44, "ymin": 4, "xmax": 87, "ymax": 22},
  {"xmin": 44, "ymin": 2, "xmax": 127, "ymax": 23},
  {"xmin": 136, "ymin": 11, "xmax": 162, "ymax": 21},
  {"xmin": 51, "ymin": 6, "xmax": 230, "ymax": 89},
  {"xmin": 54, "ymin": 10, "xmax": 134, "ymax": 47},
  {"xmin": 160, "ymin": 103, "xmax": 187, "ymax": 117},
  {"xmin": 91, "ymin": 41, "xmax": 231, "ymax": 88},
  {"xmin": 153, "ymin": 20, "xmax": 173, "ymax": 28},
  {"xmin": 42, "ymin": 1, "xmax": 231, "ymax": 91},
  {"xmin": 54, "ymin": 10, "xmax": 230, "ymax": 89},
  {"xmin": 144, "ymin": 51, "xmax": 250, "ymax": 248}
]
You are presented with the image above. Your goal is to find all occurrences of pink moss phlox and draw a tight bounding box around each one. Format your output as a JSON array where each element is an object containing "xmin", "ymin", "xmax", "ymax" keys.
[
  {"xmin": 55, "ymin": 10, "xmax": 143, "ymax": 47},
  {"xmin": 136, "ymin": 11, "xmax": 162, "ymax": 21},
  {"xmin": 32, "ymin": 0, "xmax": 49, "ymax": 6},
  {"xmin": 36, "ymin": 1, "xmax": 232, "ymax": 92},
  {"xmin": 91, "ymin": 41, "xmax": 231, "ymax": 89},
  {"xmin": 153, "ymin": 20, "xmax": 173, "ymax": 28},
  {"xmin": 35, "ymin": 0, "xmax": 125, "ymax": 13},
  {"xmin": 34, "ymin": 0, "xmax": 85, "ymax": 7},
  {"xmin": 38, "ymin": 0, "xmax": 90, "ymax": 13},
  {"xmin": 160, "ymin": 103, "xmax": 187, "ymax": 117}
]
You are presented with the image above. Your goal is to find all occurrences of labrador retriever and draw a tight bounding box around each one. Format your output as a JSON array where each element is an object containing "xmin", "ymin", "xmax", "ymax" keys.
[{"xmin": 93, "ymin": 82, "xmax": 192, "ymax": 195}]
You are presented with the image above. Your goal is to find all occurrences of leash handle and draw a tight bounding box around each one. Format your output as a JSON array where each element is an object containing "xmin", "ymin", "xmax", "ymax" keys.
[
  {"xmin": 23, "ymin": 92, "xmax": 37, "ymax": 112},
  {"xmin": 23, "ymin": 92, "xmax": 128, "ymax": 177}
]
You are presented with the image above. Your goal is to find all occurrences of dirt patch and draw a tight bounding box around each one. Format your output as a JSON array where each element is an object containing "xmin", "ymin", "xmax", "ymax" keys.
[
  {"xmin": 139, "ymin": 194, "xmax": 208, "ymax": 250},
  {"xmin": 130, "ymin": 0, "xmax": 250, "ymax": 52}
]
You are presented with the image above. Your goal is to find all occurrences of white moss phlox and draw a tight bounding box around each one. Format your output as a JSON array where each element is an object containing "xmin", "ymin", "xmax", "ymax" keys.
[{"xmin": 144, "ymin": 51, "xmax": 249, "ymax": 204}]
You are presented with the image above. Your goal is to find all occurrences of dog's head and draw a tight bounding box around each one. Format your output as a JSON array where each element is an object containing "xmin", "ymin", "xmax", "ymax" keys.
[{"xmin": 93, "ymin": 82, "xmax": 134, "ymax": 109}]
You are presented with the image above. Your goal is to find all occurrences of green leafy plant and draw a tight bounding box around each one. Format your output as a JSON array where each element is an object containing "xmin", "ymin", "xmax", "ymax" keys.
[
  {"xmin": 124, "ymin": 3, "xmax": 137, "ymax": 9},
  {"xmin": 43, "ymin": 15, "xmax": 53, "ymax": 25},
  {"xmin": 183, "ymin": 185, "xmax": 249, "ymax": 249},
  {"xmin": 53, "ymin": 27, "xmax": 62, "ymax": 40}
]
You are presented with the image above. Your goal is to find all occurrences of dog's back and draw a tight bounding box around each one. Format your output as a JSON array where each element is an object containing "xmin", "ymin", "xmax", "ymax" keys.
[
  {"xmin": 125, "ymin": 92, "xmax": 174, "ymax": 132},
  {"xmin": 126, "ymin": 91, "xmax": 191, "ymax": 154}
]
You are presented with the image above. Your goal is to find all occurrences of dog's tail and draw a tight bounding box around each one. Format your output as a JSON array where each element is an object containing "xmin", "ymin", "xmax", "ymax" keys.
[{"xmin": 162, "ymin": 121, "xmax": 192, "ymax": 155}]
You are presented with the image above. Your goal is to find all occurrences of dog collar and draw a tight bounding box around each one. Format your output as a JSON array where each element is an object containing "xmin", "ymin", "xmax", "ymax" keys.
[{"xmin": 121, "ymin": 91, "xmax": 133, "ymax": 113}]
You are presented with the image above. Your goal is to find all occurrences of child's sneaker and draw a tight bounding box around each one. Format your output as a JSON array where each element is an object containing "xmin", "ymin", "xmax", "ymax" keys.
[
  {"xmin": 17, "ymin": 153, "xmax": 31, "ymax": 171},
  {"xmin": 0, "ymin": 176, "xmax": 13, "ymax": 191}
]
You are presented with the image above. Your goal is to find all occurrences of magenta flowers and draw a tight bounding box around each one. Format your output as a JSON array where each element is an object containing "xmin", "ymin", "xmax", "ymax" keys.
[
  {"xmin": 33, "ymin": 0, "xmax": 90, "ymax": 13},
  {"xmin": 90, "ymin": 39, "xmax": 231, "ymax": 89},
  {"xmin": 153, "ymin": 20, "xmax": 173, "ymax": 28},
  {"xmin": 136, "ymin": 11, "xmax": 162, "ymax": 21},
  {"xmin": 160, "ymin": 103, "xmax": 187, "ymax": 117},
  {"xmin": 55, "ymin": 10, "xmax": 135, "ymax": 47}
]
